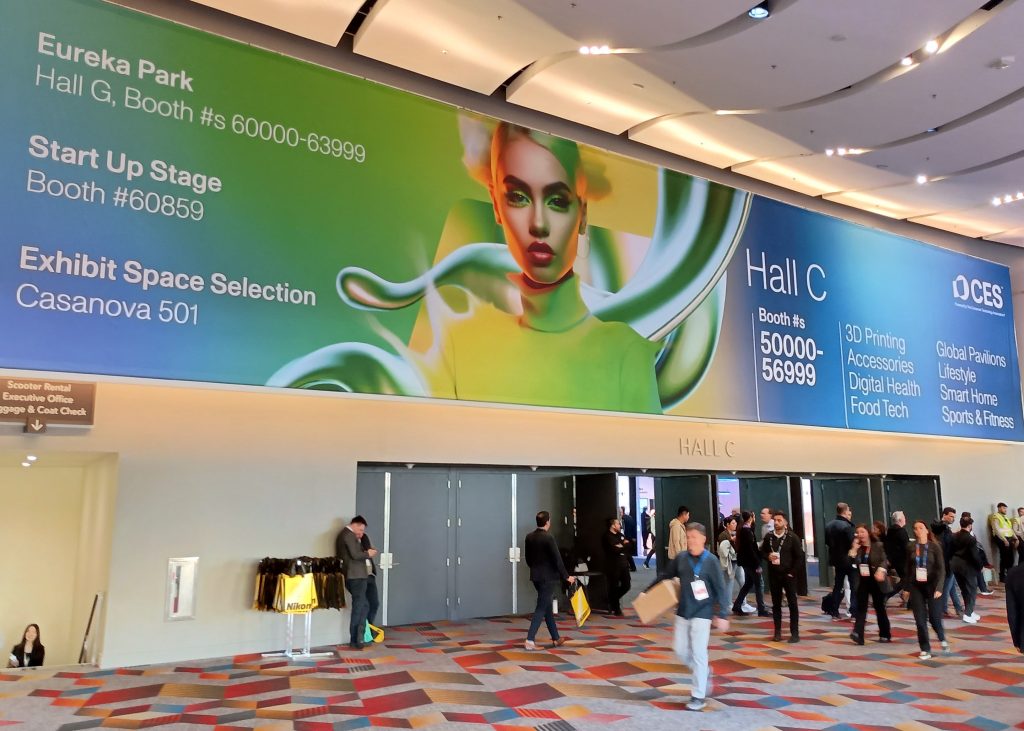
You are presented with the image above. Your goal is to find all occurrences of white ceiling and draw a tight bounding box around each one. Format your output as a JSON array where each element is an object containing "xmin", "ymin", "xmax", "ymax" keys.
[{"xmin": 189, "ymin": 0, "xmax": 1024, "ymax": 244}]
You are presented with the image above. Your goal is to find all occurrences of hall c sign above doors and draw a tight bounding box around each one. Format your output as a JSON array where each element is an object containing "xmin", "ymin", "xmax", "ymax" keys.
[{"xmin": 680, "ymin": 437, "xmax": 736, "ymax": 459}]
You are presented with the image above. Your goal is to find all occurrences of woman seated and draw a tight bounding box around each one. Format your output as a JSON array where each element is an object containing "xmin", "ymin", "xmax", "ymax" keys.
[{"xmin": 7, "ymin": 624, "xmax": 44, "ymax": 668}]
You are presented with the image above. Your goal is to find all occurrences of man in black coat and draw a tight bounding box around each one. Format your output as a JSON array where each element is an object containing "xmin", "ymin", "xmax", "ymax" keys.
[
  {"xmin": 603, "ymin": 517, "xmax": 632, "ymax": 616},
  {"xmin": 733, "ymin": 510, "xmax": 770, "ymax": 616},
  {"xmin": 761, "ymin": 511, "xmax": 804, "ymax": 642},
  {"xmin": 524, "ymin": 511, "xmax": 576, "ymax": 650},
  {"xmin": 884, "ymin": 511, "xmax": 909, "ymax": 598},
  {"xmin": 933, "ymin": 508, "xmax": 964, "ymax": 617},
  {"xmin": 1007, "ymin": 563, "xmax": 1024, "ymax": 653},
  {"xmin": 825, "ymin": 502, "xmax": 857, "ymax": 619},
  {"xmin": 620, "ymin": 506, "xmax": 637, "ymax": 571}
]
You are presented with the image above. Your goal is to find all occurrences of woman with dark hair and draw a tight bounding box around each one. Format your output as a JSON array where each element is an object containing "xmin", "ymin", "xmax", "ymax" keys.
[
  {"xmin": 7, "ymin": 624, "xmax": 44, "ymax": 668},
  {"xmin": 903, "ymin": 520, "xmax": 949, "ymax": 660},
  {"xmin": 849, "ymin": 524, "xmax": 892, "ymax": 645},
  {"xmin": 951, "ymin": 516, "xmax": 983, "ymax": 624}
]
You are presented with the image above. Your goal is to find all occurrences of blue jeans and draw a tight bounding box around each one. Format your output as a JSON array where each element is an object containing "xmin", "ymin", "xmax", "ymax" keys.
[
  {"xmin": 345, "ymin": 578, "xmax": 369, "ymax": 645},
  {"xmin": 528, "ymin": 580, "xmax": 560, "ymax": 642},
  {"xmin": 941, "ymin": 572, "xmax": 963, "ymax": 614}
]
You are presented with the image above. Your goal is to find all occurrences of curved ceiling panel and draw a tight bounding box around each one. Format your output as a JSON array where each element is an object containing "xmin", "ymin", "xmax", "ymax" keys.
[
  {"xmin": 737, "ymin": 155, "xmax": 905, "ymax": 199},
  {"xmin": 187, "ymin": 0, "xmax": 364, "ymax": 45},
  {"xmin": 754, "ymin": 2, "xmax": 1024, "ymax": 152},
  {"xmin": 630, "ymin": 0, "xmax": 978, "ymax": 111},
  {"xmin": 861, "ymin": 97, "xmax": 1024, "ymax": 179},
  {"xmin": 353, "ymin": 0, "xmax": 571, "ymax": 94},
  {"xmin": 629, "ymin": 113, "xmax": 808, "ymax": 169},
  {"xmin": 515, "ymin": 0, "xmax": 756, "ymax": 50},
  {"xmin": 506, "ymin": 55, "xmax": 701, "ymax": 134}
]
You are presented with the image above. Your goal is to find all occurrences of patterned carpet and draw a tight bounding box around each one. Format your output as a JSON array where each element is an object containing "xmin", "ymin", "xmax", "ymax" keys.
[{"xmin": 1, "ymin": 589, "xmax": 1022, "ymax": 730}]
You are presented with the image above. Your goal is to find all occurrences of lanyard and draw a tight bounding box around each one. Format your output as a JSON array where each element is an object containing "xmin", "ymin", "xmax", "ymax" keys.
[
  {"xmin": 772, "ymin": 531, "xmax": 787, "ymax": 552},
  {"xmin": 859, "ymin": 547, "xmax": 869, "ymax": 564},
  {"xmin": 915, "ymin": 543, "xmax": 928, "ymax": 568},
  {"xmin": 688, "ymin": 551, "xmax": 707, "ymax": 577}
]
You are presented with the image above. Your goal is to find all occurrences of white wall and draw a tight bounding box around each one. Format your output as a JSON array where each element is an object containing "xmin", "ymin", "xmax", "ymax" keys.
[
  {"xmin": 1, "ymin": 379, "xmax": 1021, "ymax": 668},
  {"xmin": 0, "ymin": 466, "xmax": 84, "ymax": 666}
]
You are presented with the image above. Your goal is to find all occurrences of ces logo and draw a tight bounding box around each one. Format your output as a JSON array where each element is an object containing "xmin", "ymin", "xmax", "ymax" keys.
[{"xmin": 952, "ymin": 274, "xmax": 1004, "ymax": 310}]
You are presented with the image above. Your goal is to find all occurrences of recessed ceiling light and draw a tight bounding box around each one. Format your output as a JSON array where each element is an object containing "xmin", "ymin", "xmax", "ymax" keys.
[
  {"xmin": 993, "ymin": 197, "xmax": 1003, "ymax": 206},
  {"xmin": 825, "ymin": 148, "xmax": 835, "ymax": 156},
  {"xmin": 27, "ymin": 455, "xmax": 37, "ymax": 461},
  {"xmin": 900, "ymin": 56, "xmax": 914, "ymax": 66},
  {"xmin": 579, "ymin": 46, "xmax": 590, "ymax": 55},
  {"xmin": 1005, "ymin": 194, "xmax": 1014, "ymax": 203},
  {"xmin": 748, "ymin": 4, "xmax": 770, "ymax": 20},
  {"xmin": 837, "ymin": 147, "xmax": 847, "ymax": 156},
  {"xmin": 924, "ymin": 39, "xmax": 939, "ymax": 54},
  {"xmin": 21, "ymin": 462, "xmax": 31, "ymax": 468},
  {"xmin": 915, "ymin": 174, "xmax": 928, "ymax": 184},
  {"xmin": 441, "ymin": 49, "xmax": 448, "ymax": 54}
]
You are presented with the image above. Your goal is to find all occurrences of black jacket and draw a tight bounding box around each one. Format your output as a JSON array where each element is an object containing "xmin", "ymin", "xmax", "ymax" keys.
[
  {"xmin": 525, "ymin": 528, "xmax": 569, "ymax": 583},
  {"xmin": 951, "ymin": 531, "xmax": 983, "ymax": 571},
  {"xmin": 761, "ymin": 529, "xmax": 804, "ymax": 575},
  {"xmin": 736, "ymin": 524, "xmax": 761, "ymax": 568},
  {"xmin": 1007, "ymin": 564, "xmax": 1024, "ymax": 650},
  {"xmin": 884, "ymin": 524, "xmax": 909, "ymax": 575},
  {"xmin": 931, "ymin": 520, "xmax": 956, "ymax": 569},
  {"xmin": 905, "ymin": 540, "xmax": 945, "ymax": 594},
  {"xmin": 825, "ymin": 516, "xmax": 855, "ymax": 568},
  {"xmin": 8, "ymin": 643, "xmax": 44, "ymax": 668},
  {"xmin": 602, "ymin": 530, "xmax": 630, "ymax": 569}
]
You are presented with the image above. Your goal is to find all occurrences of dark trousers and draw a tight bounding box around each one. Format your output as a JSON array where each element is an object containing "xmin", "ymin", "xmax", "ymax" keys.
[
  {"xmin": 768, "ymin": 571, "xmax": 799, "ymax": 636},
  {"xmin": 528, "ymin": 580, "xmax": 560, "ymax": 642},
  {"xmin": 366, "ymin": 575, "xmax": 380, "ymax": 627},
  {"xmin": 734, "ymin": 564, "xmax": 766, "ymax": 612},
  {"xmin": 643, "ymin": 534, "xmax": 656, "ymax": 568},
  {"xmin": 829, "ymin": 563, "xmax": 858, "ymax": 616},
  {"xmin": 853, "ymin": 573, "xmax": 891, "ymax": 640},
  {"xmin": 607, "ymin": 563, "xmax": 631, "ymax": 613},
  {"xmin": 998, "ymin": 540, "xmax": 1016, "ymax": 582},
  {"xmin": 908, "ymin": 583, "xmax": 945, "ymax": 652},
  {"xmin": 952, "ymin": 562, "xmax": 977, "ymax": 617},
  {"xmin": 345, "ymin": 578, "xmax": 369, "ymax": 645}
]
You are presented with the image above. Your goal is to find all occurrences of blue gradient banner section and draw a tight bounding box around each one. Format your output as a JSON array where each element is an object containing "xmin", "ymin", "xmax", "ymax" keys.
[{"xmin": 725, "ymin": 198, "xmax": 1022, "ymax": 440}]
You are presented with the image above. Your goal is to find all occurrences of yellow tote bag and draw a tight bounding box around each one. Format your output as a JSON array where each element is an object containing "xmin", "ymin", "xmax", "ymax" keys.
[
  {"xmin": 281, "ymin": 573, "xmax": 318, "ymax": 614},
  {"xmin": 570, "ymin": 585, "xmax": 590, "ymax": 627}
]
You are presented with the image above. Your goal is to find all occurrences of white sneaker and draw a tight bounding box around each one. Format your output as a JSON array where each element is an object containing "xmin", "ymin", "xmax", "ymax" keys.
[
  {"xmin": 963, "ymin": 614, "xmax": 978, "ymax": 624},
  {"xmin": 979, "ymin": 590, "xmax": 994, "ymax": 596},
  {"xmin": 741, "ymin": 603, "xmax": 756, "ymax": 614},
  {"xmin": 941, "ymin": 640, "xmax": 951, "ymax": 653},
  {"xmin": 686, "ymin": 698, "xmax": 707, "ymax": 711},
  {"xmin": 970, "ymin": 612, "xmax": 981, "ymax": 621},
  {"xmin": 524, "ymin": 640, "xmax": 538, "ymax": 650},
  {"xmin": 919, "ymin": 651, "xmax": 932, "ymax": 660}
]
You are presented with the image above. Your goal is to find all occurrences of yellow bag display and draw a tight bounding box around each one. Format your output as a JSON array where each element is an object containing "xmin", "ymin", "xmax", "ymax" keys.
[
  {"xmin": 281, "ymin": 573, "xmax": 318, "ymax": 614},
  {"xmin": 366, "ymin": 623, "xmax": 385, "ymax": 644},
  {"xmin": 570, "ymin": 585, "xmax": 590, "ymax": 627}
]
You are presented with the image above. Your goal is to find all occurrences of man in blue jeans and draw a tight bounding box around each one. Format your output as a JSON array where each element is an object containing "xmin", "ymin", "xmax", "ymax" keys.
[
  {"xmin": 825, "ymin": 503, "xmax": 857, "ymax": 619},
  {"xmin": 933, "ymin": 508, "xmax": 965, "ymax": 616},
  {"xmin": 336, "ymin": 515, "xmax": 379, "ymax": 650},
  {"xmin": 524, "ymin": 511, "xmax": 576, "ymax": 650},
  {"xmin": 660, "ymin": 522, "xmax": 730, "ymax": 711}
]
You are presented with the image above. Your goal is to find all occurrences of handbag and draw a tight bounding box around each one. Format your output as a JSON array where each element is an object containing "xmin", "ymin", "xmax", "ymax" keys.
[
  {"xmin": 569, "ymin": 584, "xmax": 591, "ymax": 627},
  {"xmin": 877, "ymin": 570, "xmax": 894, "ymax": 595}
]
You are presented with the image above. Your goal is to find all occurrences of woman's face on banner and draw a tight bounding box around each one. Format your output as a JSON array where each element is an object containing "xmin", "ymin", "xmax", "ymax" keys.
[{"xmin": 493, "ymin": 135, "xmax": 584, "ymax": 285}]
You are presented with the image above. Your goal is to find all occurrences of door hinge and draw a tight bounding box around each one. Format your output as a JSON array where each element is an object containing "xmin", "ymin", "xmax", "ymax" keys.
[
  {"xmin": 457, "ymin": 556, "xmax": 462, "ymax": 565},
  {"xmin": 457, "ymin": 597, "xmax": 461, "ymax": 605},
  {"xmin": 447, "ymin": 518, "xmax": 451, "ymax": 528},
  {"xmin": 446, "ymin": 557, "xmax": 450, "ymax": 567}
]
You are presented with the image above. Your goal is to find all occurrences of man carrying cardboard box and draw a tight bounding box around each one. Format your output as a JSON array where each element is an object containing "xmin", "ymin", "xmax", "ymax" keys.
[{"xmin": 658, "ymin": 522, "xmax": 730, "ymax": 711}]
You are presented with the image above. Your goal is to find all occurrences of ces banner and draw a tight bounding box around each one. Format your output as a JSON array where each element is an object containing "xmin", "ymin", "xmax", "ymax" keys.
[{"xmin": 2, "ymin": 0, "xmax": 1021, "ymax": 441}]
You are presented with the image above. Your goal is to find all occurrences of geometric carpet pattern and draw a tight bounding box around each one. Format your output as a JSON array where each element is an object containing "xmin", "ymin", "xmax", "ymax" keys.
[{"xmin": 1, "ymin": 589, "xmax": 1022, "ymax": 730}]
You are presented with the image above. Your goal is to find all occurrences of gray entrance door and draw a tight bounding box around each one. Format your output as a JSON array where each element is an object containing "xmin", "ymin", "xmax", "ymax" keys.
[
  {"xmin": 454, "ymin": 471, "xmax": 514, "ymax": 619},
  {"xmin": 514, "ymin": 472, "xmax": 574, "ymax": 613},
  {"xmin": 812, "ymin": 477, "xmax": 872, "ymax": 586},
  {"xmin": 884, "ymin": 477, "xmax": 940, "ymax": 526},
  {"xmin": 740, "ymin": 477, "xmax": 792, "ymax": 522},
  {"xmin": 381, "ymin": 468, "xmax": 452, "ymax": 626},
  {"xmin": 655, "ymin": 475, "xmax": 713, "ymax": 569}
]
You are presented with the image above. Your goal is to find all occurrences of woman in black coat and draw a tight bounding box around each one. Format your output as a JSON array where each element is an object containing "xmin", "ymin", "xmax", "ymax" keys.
[
  {"xmin": 850, "ymin": 524, "xmax": 892, "ymax": 644},
  {"xmin": 903, "ymin": 521, "xmax": 948, "ymax": 660},
  {"xmin": 7, "ymin": 624, "xmax": 44, "ymax": 668}
]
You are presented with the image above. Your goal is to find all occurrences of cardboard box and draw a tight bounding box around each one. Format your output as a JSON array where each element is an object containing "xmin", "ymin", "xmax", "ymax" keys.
[{"xmin": 632, "ymin": 578, "xmax": 680, "ymax": 624}]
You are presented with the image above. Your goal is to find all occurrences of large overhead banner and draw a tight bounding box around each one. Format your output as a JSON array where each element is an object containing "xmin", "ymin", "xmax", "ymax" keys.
[{"xmin": 2, "ymin": 0, "xmax": 1022, "ymax": 440}]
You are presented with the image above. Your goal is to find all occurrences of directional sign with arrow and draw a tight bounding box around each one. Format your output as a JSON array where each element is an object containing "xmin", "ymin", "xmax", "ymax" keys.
[
  {"xmin": 24, "ymin": 418, "xmax": 47, "ymax": 434},
  {"xmin": 0, "ymin": 378, "xmax": 95, "ymax": 428}
]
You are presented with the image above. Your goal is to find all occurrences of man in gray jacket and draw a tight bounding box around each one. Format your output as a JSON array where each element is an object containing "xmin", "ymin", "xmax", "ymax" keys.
[
  {"xmin": 661, "ymin": 522, "xmax": 730, "ymax": 711},
  {"xmin": 336, "ymin": 515, "xmax": 378, "ymax": 650}
]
